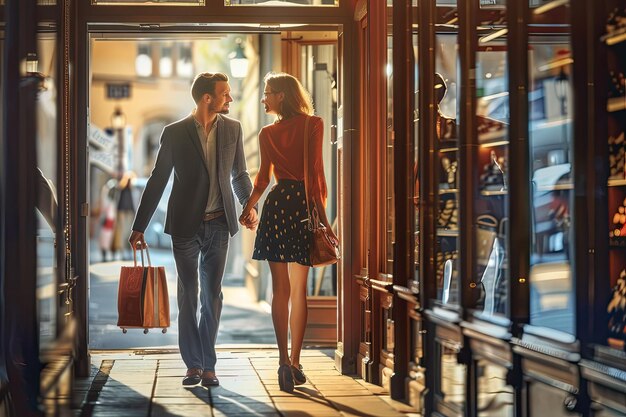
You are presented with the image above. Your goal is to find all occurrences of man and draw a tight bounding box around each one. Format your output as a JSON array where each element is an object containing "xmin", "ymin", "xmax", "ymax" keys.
[{"xmin": 129, "ymin": 72, "xmax": 258, "ymax": 387}]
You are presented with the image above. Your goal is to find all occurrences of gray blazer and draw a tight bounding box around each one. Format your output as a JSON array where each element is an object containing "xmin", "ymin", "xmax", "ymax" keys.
[{"xmin": 132, "ymin": 114, "xmax": 252, "ymax": 238}]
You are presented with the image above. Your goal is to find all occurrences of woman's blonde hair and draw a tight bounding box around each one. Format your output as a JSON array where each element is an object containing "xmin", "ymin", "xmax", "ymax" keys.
[{"xmin": 264, "ymin": 72, "xmax": 314, "ymax": 120}]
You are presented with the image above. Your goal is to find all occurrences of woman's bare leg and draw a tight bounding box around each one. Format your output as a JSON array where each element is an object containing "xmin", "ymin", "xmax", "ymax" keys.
[
  {"xmin": 269, "ymin": 261, "xmax": 291, "ymax": 365},
  {"xmin": 288, "ymin": 262, "xmax": 310, "ymax": 367}
]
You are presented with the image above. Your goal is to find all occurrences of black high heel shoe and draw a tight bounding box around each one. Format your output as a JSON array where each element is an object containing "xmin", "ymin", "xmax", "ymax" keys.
[
  {"xmin": 291, "ymin": 364, "xmax": 306, "ymax": 386},
  {"xmin": 278, "ymin": 364, "xmax": 294, "ymax": 393}
]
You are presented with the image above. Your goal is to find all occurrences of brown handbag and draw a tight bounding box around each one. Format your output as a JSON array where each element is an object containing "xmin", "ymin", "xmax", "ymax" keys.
[
  {"xmin": 117, "ymin": 245, "xmax": 170, "ymax": 333},
  {"xmin": 303, "ymin": 116, "xmax": 340, "ymax": 268}
]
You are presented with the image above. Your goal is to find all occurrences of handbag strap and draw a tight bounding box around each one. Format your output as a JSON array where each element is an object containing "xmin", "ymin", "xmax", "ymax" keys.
[
  {"xmin": 476, "ymin": 214, "xmax": 498, "ymax": 228},
  {"xmin": 302, "ymin": 116, "xmax": 314, "ymax": 229}
]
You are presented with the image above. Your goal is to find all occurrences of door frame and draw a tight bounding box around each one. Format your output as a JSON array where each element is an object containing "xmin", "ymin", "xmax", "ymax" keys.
[{"xmin": 74, "ymin": 9, "xmax": 360, "ymax": 376}]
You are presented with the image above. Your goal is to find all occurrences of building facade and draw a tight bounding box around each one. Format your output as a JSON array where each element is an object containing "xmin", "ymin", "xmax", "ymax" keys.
[{"xmin": 1, "ymin": 0, "xmax": 626, "ymax": 416}]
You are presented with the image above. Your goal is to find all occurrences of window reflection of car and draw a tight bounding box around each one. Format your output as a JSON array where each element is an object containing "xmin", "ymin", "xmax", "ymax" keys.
[
  {"xmin": 530, "ymin": 119, "xmax": 572, "ymax": 256},
  {"xmin": 131, "ymin": 177, "xmax": 173, "ymax": 249}
]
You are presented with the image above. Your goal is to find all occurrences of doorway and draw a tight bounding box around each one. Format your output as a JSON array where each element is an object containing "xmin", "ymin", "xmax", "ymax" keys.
[{"xmin": 86, "ymin": 29, "xmax": 339, "ymax": 350}]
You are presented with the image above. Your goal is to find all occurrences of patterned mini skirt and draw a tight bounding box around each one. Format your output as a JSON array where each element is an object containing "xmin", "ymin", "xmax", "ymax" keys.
[{"xmin": 253, "ymin": 179, "xmax": 312, "ymax": 266}]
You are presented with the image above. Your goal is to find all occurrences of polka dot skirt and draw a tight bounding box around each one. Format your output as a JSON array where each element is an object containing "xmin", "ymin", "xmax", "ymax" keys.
[{"xmin": 253, "ymin": 180, "xmax": 312, "ymax": 266}]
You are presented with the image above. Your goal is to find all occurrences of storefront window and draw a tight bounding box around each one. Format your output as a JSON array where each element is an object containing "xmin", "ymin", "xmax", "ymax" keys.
[
  {"xmin": 475, "ymin": 29, "xmax": 510, "ymax": 318},
  {"xmin": 527, "ymin": 1, "xmax": 575, "ymax": 336},
  {"xmin": 434, "ymin": 33, "xmax": 460, "ymax": 306},
  {"xmin": 35, "ymin": 34, "xmax": 59, "ymax": 347},
  {"xmin": 299, "ymin": 43, "xmax": 338, "ymax": 296},
  {"xmin": 386, "ymin": 31, "xmax": 394, "ymax": 274}
]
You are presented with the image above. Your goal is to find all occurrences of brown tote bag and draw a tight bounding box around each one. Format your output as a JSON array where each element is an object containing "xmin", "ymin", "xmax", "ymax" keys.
[
  {"xmin": 117, "ymin": 245, "xmax": 170, "ymax": 333},
  {"xmin": 303, "ymin": 116, "xmax": 340, "ymax": 268}
]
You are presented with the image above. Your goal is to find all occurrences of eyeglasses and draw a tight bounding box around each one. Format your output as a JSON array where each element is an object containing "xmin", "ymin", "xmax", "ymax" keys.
[{"xmin": 263, "ymin": 91, "xmax": 279, "ymax": 98}]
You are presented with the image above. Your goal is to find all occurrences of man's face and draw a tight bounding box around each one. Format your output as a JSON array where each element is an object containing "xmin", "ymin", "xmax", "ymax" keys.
[{"xmin": 207, "ymin": 81, "xmax": 233, "ymax": 114}]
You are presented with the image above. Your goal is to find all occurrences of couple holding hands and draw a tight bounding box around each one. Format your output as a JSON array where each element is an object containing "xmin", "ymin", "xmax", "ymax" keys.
[{"xmin": 128, "ymin": 71, "xmax": 337, "ymax": 393}]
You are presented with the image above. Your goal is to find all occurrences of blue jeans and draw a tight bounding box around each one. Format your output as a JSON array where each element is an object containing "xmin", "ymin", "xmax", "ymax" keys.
[{"xmin": 171, "ymin": 215, "xmax": 229, "ymax": 372}]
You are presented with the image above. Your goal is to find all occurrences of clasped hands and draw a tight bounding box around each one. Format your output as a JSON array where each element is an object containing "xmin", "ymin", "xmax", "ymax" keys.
[{"xmin": 239, "ymin": 207, "xmax": 259, "ymax": 231}]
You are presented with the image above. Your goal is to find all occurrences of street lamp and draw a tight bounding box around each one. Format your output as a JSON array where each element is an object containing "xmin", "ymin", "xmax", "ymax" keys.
[
  {"xmin": 229, "ymin": 38, "xmax": 249, "ymax": 79},
  {"xmin": 111, "ymin": 106, "xmax": 126, "ymax": 176}
]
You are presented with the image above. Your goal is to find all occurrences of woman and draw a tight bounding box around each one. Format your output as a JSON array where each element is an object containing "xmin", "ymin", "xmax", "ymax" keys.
[{"xmin": 240, "ymin": 72, "xmax": 337, "ymax": 393}]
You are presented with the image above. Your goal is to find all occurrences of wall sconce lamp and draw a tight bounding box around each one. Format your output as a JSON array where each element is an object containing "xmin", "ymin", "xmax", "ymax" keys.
[{"xmin": 229, "ymin": 38, "xmax": 249, "ymax": 79}]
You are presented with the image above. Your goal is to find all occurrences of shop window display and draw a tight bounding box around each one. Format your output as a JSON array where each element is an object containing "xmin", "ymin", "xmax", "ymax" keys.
[
  {"xmin": 603, "ymin": 3, "xmax": 626, "ymax": 350},
  {"xmin": 527, "ymin": 39, "xmax": 575, "ymax": 336}
]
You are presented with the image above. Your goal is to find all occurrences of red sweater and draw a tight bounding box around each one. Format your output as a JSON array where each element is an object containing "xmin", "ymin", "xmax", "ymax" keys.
[{"xmin": 253, "ymin": 114, "xmax": 328, "ymax": 206}]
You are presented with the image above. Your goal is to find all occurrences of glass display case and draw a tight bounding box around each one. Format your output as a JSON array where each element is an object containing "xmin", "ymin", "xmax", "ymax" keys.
[
  {"xmin": 427, "ymin": 6, "xmax": 467, "ymax": 415},
  {"xmin": 603, "ymin": 1, "xmax": 626, "ymax": 351},
  {"xmin": 474, "ymin": 33, "xmax": 509, "ymax": 319},
  {"xmin": 471, "ymin": 4, "xmax": 515, "ymax": 416},
  {"xmin": 526, "ymin": 3, "xmax": 575, "ymax": 337},
  {"xmin": 434, "ymin": 33, "xmax": 460, "ymax": 308},
  {"xmin": 386, "ymin": 32, "xmax": 395, "ymax": 274},
  {"xmin": 35, "ymin": 33, "xmax": 59, "ymax": 349}
]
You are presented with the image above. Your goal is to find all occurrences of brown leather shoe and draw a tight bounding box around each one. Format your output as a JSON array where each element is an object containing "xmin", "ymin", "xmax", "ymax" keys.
[
  {"xmin": 201, "ymin": 370, "xmax": 219, "ymax": 387},
  {"xmin": 182, "ymin": 368, "xmax": 202, "ymax": 386}
]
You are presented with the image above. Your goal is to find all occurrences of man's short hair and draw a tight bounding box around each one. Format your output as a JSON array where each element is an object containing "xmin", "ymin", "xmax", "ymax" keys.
[{"xmin": 191, "ymin": 72, "xmax": 229, "ymax": 103}]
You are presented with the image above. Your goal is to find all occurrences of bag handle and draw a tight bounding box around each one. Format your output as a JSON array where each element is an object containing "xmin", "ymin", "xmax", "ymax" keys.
[
  {"xmin": 499, "ymin": 216, "xmax": 508, "ymax": 237},
  {"xmin": 476, "ymin": 214, "xmax": 498, "ymax": 228},
  {"xmin": 131, "ymin": 244, "xmax": 152, "ymax": 268}
]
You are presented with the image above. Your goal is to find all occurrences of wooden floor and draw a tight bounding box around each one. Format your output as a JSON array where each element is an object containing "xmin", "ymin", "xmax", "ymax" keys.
[{"xmin": 74, "ymin": 348, "xmax": 421, "ymax": 417}]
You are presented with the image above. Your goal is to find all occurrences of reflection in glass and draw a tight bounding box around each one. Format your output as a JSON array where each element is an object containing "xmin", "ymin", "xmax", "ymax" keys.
[
  {"xmin": 226, "ymin": 0, "xmax": 337, "ymax": 5},
  {"xmin": 439, "ymin": 344, "xmax": 465, "ymax": 408},
  {"xmin": 528, "ymin": 32, "xmax": 574, "ymax": 333},
  {"xmin": 35, "ymin": 35, "xmax": 59, "ymax": 347},
  {"xmin": 435, "ymin": 34, "xmax": 460, "ymax": 306},
  {"xmin": 386, "ymin": 31, "xmax": 394, "ymax": 273},
  {"xmin": 299, "ymin": 43, "xmax": 338, "ymax": 296},
  {"xmin": 477, "ymin": 360, "xmax": 514, "ymax": 416},
  {"xmin": 475, "ymin": 42, "xmax": 510, "ymax": 317}
]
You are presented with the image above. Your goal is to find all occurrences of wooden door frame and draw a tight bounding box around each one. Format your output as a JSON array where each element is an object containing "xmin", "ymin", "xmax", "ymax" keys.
[{"xmin": 73, "ymin": 7, "xmax": 362, "ymax": 376}]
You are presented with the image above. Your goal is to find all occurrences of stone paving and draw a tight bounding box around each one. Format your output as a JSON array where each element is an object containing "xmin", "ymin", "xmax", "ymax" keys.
[{"xmin": 75, "ymin": 348, "xmax": 421, "ymax": 417}]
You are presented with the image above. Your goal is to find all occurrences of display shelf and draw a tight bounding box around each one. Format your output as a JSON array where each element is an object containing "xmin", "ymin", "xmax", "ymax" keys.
[
  {"xmin": 437, "ymin": 229, "xmax": 459, "ymax": 237},
  {"xmin": 535, "ymin": 183, "xmax": 574, "ymax": 192},
  {"xmin": 478, "ymin": 131, "xmax": 508, "ymax": 144},
  {"xmin": 438, "ymin": 139, "xmax": 458, "ymax": 150},
  {"xmin": 480, "ymin": 189, "xmax": 508, "ymax": 196},
  {"xmin": 440, "ymin": 146, "xmax": 459, "ymax": 153},
  {"xmin": 608, "ymin": 179, "xmax": 626, "ymax": 187},
  {"xmin": 439, "ymin": 188, "xmax": 459, "ymax": 195},
  {"xmin": 609, "ymin": 237, "xmax": 626, "ymax": 248},
  {"xmin": 607, "ymin": 97, "xmax": 626, "ymax": 113},
  {"xmin": 479, "ymin": 138, "xmax": 509, "ymax": 148},
  {"xmin": 602, "ymin": 26, "xmax": 626, "ymax": 46},
  {"xmin": 608, "ymin": 338, "xmax": 625, "ymax": 350}
]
